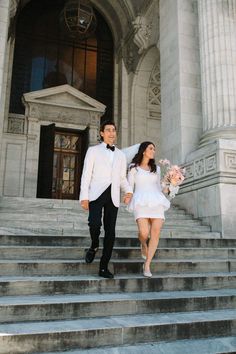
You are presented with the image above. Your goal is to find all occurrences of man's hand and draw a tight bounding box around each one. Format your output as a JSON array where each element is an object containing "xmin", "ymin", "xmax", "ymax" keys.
[
  {"xmin": 80, "ymin": 200, "xmax": 89, "ymax": 210},
  {"xmin": 123, "ymin": 193, "xmax": 132, "ymax": 205}
]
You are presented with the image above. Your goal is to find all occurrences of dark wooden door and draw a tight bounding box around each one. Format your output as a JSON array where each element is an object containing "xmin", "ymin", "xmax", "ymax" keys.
[
  {"xmin": 37, "ymin": 126, "xmax": 88, "ymax": 200},
  {"xmin": 52, "ymin": 131, "xmax": 82, "ymax": 200},
  {"xmin": 37, "ymin": 124, "xmax": 55, "ymax": 198}
]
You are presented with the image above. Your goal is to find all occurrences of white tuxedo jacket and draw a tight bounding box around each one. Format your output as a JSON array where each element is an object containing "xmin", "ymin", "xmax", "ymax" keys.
[{"xmin": 79, "ymin": 143, "xmax": 132, "ymax": 207}]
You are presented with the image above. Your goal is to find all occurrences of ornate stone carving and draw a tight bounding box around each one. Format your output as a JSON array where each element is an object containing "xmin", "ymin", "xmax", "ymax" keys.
[
  {"xmin": 183, "ymin": 154, "xmax": 217, "ymax": 183},
  {"xmin": 184, "ymin": 163, "xmax": 194, "ymax": 180},
  {"xmin": 8, "ymin": 116, "xmax": 25, "ymax": 134},
  {"xmin": 132, "ymin": 16, "xmax": 152, "ymax": 54},
  {"xmin": 224, "ymin": 153, "xmax": 236, "ymax": 170},
  {"xmin": 148, "ymin": 64, "xmax": 161, "ymax": 120},
  {"xmin": 205, "ymin": 155, "xmax": 217, "ymax": 173},
  {"xmin": 194, "ymin": 159, "xmax": 205, "ymax": 178}
]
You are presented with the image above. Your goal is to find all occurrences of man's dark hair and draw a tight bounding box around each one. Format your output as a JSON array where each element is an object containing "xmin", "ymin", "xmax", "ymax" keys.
[{"xmin": 99, "ymin": 120, "xmax": 116, "ymax": 141}]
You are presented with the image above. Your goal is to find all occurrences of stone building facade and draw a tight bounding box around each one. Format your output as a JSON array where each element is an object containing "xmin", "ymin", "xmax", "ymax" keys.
[{"xmin": 0, "ymin": 0, "xmax": 235, "ymax": 237}]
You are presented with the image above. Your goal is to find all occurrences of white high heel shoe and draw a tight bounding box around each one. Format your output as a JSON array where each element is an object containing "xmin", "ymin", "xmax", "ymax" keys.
[{"xmin": 143, "ymin": 263, "xmax": 152, "ymax": 278}]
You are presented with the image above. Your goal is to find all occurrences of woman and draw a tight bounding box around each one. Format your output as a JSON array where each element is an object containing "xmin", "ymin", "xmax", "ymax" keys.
[{"xmin": 125, "ymin": 142, "xmax": 170, "ymax": 277}]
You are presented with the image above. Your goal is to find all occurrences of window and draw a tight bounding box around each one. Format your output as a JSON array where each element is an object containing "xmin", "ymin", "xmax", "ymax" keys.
[{"xmin": 10, "ymin": 0, "xmax": 113, "ymax": 120}]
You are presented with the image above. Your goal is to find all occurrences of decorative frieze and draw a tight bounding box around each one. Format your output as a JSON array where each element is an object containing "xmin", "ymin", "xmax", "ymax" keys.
[
  {"xmin": 184, "ymin": 163, "xmax": 194, "ymax": 180},
  {"xmin": 205, "ymin": 155, "xmax": 217, "ymax": 173},
  {"xmin": 183, "ymin": 154, "xmax": 217, "ymax": 182},
  {"xmin": 194, "ymin": 159, "xmax": 205, "ymax": 178},
  {"xmin": 224, "ymin": 153, "xmax": 236, "ymax": 170}
]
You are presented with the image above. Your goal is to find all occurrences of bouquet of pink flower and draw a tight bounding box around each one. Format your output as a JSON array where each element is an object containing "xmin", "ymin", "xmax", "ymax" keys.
[{"xmin": 159, "ymin": 159, "xmax": 185, "ymax": 199}]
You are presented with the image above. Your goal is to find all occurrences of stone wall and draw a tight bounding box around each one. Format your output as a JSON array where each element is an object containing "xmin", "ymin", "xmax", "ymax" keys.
[
  {"xmin": 0, "ymin": 0, "xmax": 10, "ymax": 196},
  {"xmin": 160, "ymin": 0, "xmax": 202, "ymax": 164}
]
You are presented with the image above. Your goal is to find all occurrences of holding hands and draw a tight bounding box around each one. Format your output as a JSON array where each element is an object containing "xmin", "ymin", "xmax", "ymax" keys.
[{"xmin": 123, "ymin": 193, "xmax": 132, "ymax": 205}]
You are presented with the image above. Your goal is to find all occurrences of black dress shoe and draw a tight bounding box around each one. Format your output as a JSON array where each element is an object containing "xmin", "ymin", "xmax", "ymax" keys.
[
  {"xmin": 85, "ymin": 248, "xmax": 98, "ymax": 264},
  {"xmin": 99, "ymin": 269, "xmax": 114, "ymax": 279}
]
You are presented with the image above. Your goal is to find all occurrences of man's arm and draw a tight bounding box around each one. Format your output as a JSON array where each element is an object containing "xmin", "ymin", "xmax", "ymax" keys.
[
  {"xmin": 79, "ymin": 147, "xmax": 95, "ymax": 209},
  {"xmin": 119, "ymin": 154, "xmax": 133, "ymax": 204}
]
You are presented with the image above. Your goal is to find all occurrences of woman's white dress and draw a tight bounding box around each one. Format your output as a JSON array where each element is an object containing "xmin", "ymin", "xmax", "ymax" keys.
[{"xmin": 127, "ymin": 166, "xmax": 170, "ymax": 220}]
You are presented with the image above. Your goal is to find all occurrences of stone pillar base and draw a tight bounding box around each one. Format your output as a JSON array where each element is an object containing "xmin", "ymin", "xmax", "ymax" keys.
[{"xmin": 174, "ymin": 139, "xmax": 236, "ymax": 238}]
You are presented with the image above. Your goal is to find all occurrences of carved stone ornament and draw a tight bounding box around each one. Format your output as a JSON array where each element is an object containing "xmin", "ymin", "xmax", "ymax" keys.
[
  {"xmin": 132, "ymin": 15, "xmax": 152, "ymax": 54},
  {"xmin": 148, "ymin": 64, "xmax": 161, "ymax": 120},
  {"xmin": 224, "ymin": 153, "xmax": 236, "ymax": 170},
  {"xmin": 8, "ymin": 116, "xmax": 25, "ymax": 134},
  {"xmin": 183, "ymin": 154, "xmax": 217, "ymax": 183},
  {"xmin": 205, "ymin": 155, "xmax": 217, "ymax": 173}
]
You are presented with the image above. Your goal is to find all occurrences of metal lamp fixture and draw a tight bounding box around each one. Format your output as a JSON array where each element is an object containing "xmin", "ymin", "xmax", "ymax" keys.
[{"xmin": 61, "ymin": 0, "xmax": 97, "ymax": 39}]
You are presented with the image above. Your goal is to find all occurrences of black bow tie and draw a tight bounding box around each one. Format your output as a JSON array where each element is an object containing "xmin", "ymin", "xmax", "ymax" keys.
[{"xmin": 106, "ymin": 144, "xmax": 115, "ymax": 152}]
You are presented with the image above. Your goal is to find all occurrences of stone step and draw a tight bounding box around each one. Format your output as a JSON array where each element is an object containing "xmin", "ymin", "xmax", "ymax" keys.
[
  {"xmin": 0, "ymin": 245, "xmax": 235, "ymax": 260},
  {"xmin": 0, "ymin": 235, "xmax": 231, "ymax": 247},
  {"xmin": 40, "ymin": 336, "xmax": 236, "ymax": 354},
  {"xmin": 0, "ymin": 259, "xmax": 235, "ymax": 276},
  {"xmin": 0, "ymin": 219, "xmax": 208, "ymax": 230},
  {"xmin": 0, "ymin": 227, "xmax": 220, "ymax": 237},
  {"xmin": 0, "ymin": 289, "xmax": 235, "ymax": 324},
  {"xmin": 0, "ymin": 211, "xmax": 193, "ymax": 220},
  {"xmin": 0, "ymin": 273, "xmax": 235, "ymax": 296},
  {"xmin": 0, "ymin": 197, "xmax": 187, "ymax": 213},
  {"xmin": 0, "ymin": 309, "xmax": 235, "ymax": 353}
]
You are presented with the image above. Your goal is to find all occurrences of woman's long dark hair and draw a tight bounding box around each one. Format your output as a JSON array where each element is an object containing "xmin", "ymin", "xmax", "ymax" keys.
[{"xmin": 130, "ymin": 141, "xmax": 156, "ymax": 173}]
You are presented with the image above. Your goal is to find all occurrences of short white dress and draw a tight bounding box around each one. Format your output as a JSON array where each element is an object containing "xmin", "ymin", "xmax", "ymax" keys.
[{"xmin": 127, "ymin": 165, "xmax": 170, "ymax": 220}]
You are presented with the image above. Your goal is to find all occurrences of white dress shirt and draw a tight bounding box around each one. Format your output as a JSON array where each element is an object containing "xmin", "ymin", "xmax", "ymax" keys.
[{"xmin": 101, "ymin": 142, "xmax": 115, "ymax": 165}]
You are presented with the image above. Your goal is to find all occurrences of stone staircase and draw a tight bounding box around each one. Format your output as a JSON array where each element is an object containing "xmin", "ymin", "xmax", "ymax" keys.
[{"xmin": 0, "ymin": 197, "xmax": 235, "ymax": 354}]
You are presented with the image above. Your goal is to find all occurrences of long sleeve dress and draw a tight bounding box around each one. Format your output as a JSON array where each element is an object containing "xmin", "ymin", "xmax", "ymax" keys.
[{"xmin": 127, "ymin": 165, "xmax": 170, "ymax": 220}]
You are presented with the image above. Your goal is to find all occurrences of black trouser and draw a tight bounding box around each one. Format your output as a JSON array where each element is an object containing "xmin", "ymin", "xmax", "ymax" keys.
[{"xmin": 88, "ymin": 185, "xmax": 118, "ymax": 270}]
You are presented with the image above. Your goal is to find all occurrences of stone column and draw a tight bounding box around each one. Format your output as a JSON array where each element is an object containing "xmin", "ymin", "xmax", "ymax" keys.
[
  {"xmin": 160, "ymin": 0, "xmax": 202, "ymax": 164},
  {"xmin": 198, "ymin": 0, "xmax": 236, "ymax": 145}
]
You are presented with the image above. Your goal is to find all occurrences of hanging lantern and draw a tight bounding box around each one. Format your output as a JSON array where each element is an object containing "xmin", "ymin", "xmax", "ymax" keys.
[{"xmin": 61, "ymin": 0, "xmax": 97, "ymax": 39}]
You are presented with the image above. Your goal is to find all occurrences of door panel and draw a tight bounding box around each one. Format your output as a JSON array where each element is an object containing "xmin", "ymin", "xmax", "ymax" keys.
[
  {"xmin": 52, "ymin": 132, "xmax": 81, "ymax": 200},
  {"xmin": 37, "ymin": 124, "xmax": 55, "ymax": 198},
  {"xmin": 38, "ymin": 126, "xmax": 88, "ymax": 200}
]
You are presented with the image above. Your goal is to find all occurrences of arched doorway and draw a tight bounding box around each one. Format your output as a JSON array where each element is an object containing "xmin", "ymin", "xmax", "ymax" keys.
[
  {"xmin": 9, "ymin": 0, "xmax": 114, "ymax": 122},
  {"xmin": 8, "ymin": 0, "xmax": 114, "ymax": 199}
]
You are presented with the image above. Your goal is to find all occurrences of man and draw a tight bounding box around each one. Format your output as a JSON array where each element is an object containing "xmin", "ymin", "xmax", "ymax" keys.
[{"xmin": 80, "ymin": 120, "xmax": 132, "ymax": 278}]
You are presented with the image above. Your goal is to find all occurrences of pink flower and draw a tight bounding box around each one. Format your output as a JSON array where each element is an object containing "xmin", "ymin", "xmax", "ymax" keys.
[
  {"xmin": 159, "ymin": 159, "xmax": 185, "ymax": 190},
  {"xmin": 159, "ymin": 159, "xmax": 170, "ymax": 166}
]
